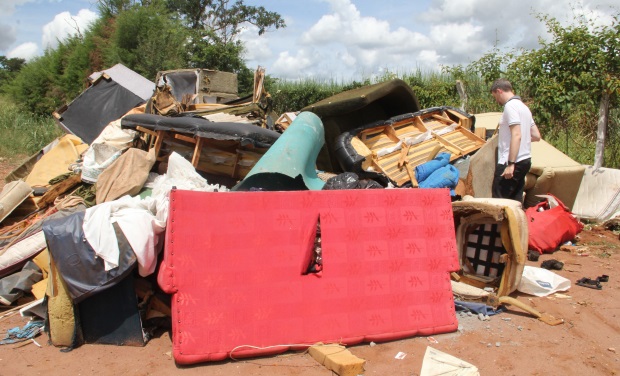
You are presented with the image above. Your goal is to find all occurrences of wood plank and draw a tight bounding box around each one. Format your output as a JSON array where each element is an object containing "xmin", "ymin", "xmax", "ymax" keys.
[
  {"xmin": 36, "ymin": 174, "xmax": 82, "ymax": 209},
  {"xmin": 191, "ymin": 137, "xmax": 205, "ymax": 167},
  {"xmin": 175, "ymin": 134, "xmax": 197, "ymax": 144}
]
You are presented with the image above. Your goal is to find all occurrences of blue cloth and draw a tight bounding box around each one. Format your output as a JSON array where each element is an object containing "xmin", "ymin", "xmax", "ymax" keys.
[
  {"xmin": 0, "ymin": 320, "xmax": 44, "ymax": 345},
  {"xmin": 418, "ymin": 164, "xmax": 459, "ymax": 190},
  {"xmin": 415, "ymin": 152, "xmax": 451, "ymax": 182}
]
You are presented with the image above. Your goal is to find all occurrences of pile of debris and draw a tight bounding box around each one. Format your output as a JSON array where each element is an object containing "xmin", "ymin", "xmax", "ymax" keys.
[{"xmin": 1, "ymin": 64, "xmax": 616, "ymax": 374}]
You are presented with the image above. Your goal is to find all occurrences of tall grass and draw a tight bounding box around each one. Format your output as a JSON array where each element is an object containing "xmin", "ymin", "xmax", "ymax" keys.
[
  {"xmin": 0, "ymin": 95, "xmax": 63, "ymax": 161},
  {"xmin": 268, "ymin": 68, "xmax": 500, "ymax": 118}
]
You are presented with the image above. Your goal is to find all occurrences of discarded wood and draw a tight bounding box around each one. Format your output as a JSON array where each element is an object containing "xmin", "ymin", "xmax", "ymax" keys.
[
  {"xmin": 309, "ymin": 344, "xmax": 365, "ymax": 376},
  {"xmin": 36, "ymin": 173, "xmax": 82, "ymax": 209},
  {"xmin": 0, "ymin": 301, "xmax": 32, "ymax": 321},
  {"xmin": 498, "ymin": 296, "xmax": 564, "ymax": 326}
]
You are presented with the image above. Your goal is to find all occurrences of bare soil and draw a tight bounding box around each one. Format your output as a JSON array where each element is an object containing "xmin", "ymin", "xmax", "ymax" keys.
[{"xmin": 1, "ymin": 158, "xmax": 619, "ymax": 376}]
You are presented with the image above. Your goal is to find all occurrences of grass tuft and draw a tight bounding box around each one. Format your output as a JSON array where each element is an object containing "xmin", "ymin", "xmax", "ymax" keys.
[{"xmin": 0, "ymin": 95, "xmax": 63, "ymax": 161}]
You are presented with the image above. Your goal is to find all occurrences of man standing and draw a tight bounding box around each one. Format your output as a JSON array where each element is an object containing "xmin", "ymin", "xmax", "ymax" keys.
[{"xmin": 490, "ymin": 78, "xmax": 541, "ymax": 203}]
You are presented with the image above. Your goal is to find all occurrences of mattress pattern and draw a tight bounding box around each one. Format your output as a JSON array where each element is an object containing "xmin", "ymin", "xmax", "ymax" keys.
[{"xmin": 159, "ymin": 188, "xmax": 459, "ymax": 364}]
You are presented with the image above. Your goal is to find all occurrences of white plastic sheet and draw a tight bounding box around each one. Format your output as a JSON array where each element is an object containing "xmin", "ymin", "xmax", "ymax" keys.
[{"xmin": 517, "ymin": 265, "xmax": 571, "ymax": 297}]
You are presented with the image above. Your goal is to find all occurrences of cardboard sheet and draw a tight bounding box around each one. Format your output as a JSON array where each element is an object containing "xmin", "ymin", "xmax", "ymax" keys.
[{"xmin": 159, "ymin": 188, "xmax": 459, "ymax": 364}]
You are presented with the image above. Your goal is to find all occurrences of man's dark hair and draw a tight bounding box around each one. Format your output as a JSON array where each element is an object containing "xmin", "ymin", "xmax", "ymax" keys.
[{"xmin": 490, "ymin": 78, "xmax": 513, "ymax": 93}]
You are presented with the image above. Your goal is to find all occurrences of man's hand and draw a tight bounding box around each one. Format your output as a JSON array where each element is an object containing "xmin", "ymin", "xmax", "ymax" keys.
[{"xmin": 501, "ymin": 164, "xmax": 515, "ymax": 179}]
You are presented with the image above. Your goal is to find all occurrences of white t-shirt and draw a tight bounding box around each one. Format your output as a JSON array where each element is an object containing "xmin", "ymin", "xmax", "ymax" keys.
[{"xmin": 497, "ymin": 97, "xmax": 535, "ymax": 164}]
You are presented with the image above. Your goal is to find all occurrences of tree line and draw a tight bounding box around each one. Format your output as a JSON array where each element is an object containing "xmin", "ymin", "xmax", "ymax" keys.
[
  {"xmin": 0, "ymin": 0, "xmax": 285, "ymax": 115},
  {"xmin": 0, "ymin": 3, "xmax": 618, "ymax": 167}
]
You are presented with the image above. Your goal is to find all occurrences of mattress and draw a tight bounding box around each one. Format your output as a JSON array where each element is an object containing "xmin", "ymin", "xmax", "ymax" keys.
[
  {"xmin": 158, "ymin": 188, "xmax": 459, "ymax": 364},
  {"xmin": 0, "ymin": 180, "xmax": 33, "ymax": 224},
  {"xmin": 572, "ymin": 165, "xmax": 620, "ymax": 222}
]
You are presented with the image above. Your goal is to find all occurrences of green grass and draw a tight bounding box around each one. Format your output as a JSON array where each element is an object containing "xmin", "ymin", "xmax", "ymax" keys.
[{"xmin": 0, "ymin": 95, "xmax": 63, "ymax": 161}]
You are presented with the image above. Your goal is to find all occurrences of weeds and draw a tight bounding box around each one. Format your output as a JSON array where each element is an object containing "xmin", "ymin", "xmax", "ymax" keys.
[{"xmin": 0, "ymin": 95, "xmax": 62, "ymax": 161}]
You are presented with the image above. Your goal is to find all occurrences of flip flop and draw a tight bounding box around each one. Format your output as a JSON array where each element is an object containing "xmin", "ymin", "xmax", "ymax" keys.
[
  {"xmin": 597, "ymin": 275, "xmax": 609, "ymax": 283},
  {"xmin": 576, "ymin": 277, "xmax": 602, "ymax": 290}
]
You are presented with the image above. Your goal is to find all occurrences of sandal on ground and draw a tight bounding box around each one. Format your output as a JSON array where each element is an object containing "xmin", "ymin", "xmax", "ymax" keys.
[
  {"xmin": 576, "ymin": 277, "xmax": 602, "ymax": 290},
  {"xmin": 597, "ymin": 275, "xmax": 609, "ymax": 283}
]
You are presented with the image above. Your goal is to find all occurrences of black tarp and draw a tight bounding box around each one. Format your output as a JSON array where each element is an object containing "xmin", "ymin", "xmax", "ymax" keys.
[
  {"xmin": 55, "ymin": 77, "xmax": 146, "ymax": 144},
  {"xmin": 79, "ymin": 274, "xmax": 145, "ymax": 346},
  {"xmin": 42, "ymin": 211, "xmax": 137, "ymax": 303}
]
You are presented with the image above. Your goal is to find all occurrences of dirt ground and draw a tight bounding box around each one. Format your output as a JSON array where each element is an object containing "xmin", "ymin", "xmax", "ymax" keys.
[{"xmin": 1, "ymin": 158, "xmax": 619, "ymax": 376}]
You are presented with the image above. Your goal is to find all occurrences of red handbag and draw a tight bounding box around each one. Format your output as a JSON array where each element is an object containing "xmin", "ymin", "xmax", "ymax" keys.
[{"xmin": 526, "ymin": 194, "xmax": 584, "ymax": 254}]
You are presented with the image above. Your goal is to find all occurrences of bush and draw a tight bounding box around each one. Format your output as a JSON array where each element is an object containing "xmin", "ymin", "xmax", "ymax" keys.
[{"xmin": 0, "ymin": 96, "xmax": 63, "ymax": 159}]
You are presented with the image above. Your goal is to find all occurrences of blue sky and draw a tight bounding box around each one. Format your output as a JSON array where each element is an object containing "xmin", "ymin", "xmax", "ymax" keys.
[{"xmin": 1, "ymin": 0, "xmax": 618, "ymax": 81}]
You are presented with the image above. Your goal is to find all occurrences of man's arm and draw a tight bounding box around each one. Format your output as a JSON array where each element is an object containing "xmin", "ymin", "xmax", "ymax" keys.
[
  {"xmin": 531, "ymin": 124, "xmax": 541, "ymax": 142},
  {"xmin": 501, "ymin": 124, "xmax": 521, "ymax": 179},
  {"xmin": 508, "ymin": 124, "xmax": 521, "ymax": 163}
]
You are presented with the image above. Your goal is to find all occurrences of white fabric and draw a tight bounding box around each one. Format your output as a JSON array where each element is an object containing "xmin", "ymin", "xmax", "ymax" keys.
[
  {"xmin": 497, "ymin": 98, "xmax": 535, "ymax": 164},
  {"xmin": 376, "ymin": 140, "xmax": 403, "ymax": 157},
  {"xmin": 0, "ymin": 231, "xmax": 47, "ymax": 272},
  {"xmin": 404, "ymin": 130, "xmax": 433, "ymax": 146},
  {"xmin": 83, "ymin": 195, "xmax": 164, "ymax": 274},
  {"xmin": 91, "ymin": 119, "xmax": 138, "ymax": 151},
  {"xmin": 151, "ymin": 152, "xmax": 227, "ymax": 223},
  {"xmin": 432, "ymin": 123, "xmax": 458, "ymax": 136},
  {"xmin": 83, "ymin": 152, "xmax": 227, "ymax": 276},
  {"xmin": 113, "ymin": 200, "xmax": 165, "ymax": 276}
]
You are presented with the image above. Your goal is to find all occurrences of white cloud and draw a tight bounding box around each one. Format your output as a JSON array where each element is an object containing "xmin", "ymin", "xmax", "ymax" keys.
[
  {"xmin": 287, "ymin": 0, "xmax": 437, "ymax": 79},
  {"xmin": 421, "ymin": 0, "xmax": 619, "ymax": 55},
  {"xmin": 41, "ymin": 9, "xmax": 98, "ymax": 51},
  {"xmin": 239, "ymin": 24, "xmax": 272, "ymax": 62},
  {"xmin": 0, "ymin": 0, "xmax": 34, "ymax": 51},
  {"xmin": 0, "ymin": 23, "xmax": 16, "ymax": 51},
  {"xmin": 7, "ymin": 42, "xmax": 38, "ymax": 61},
  {"xmin": 271, "ymin": 48, "xmax": 321, "ymax": 79},
  {"xmin": 428, "ymin": 22, "xmax": 488, "ymax": 64},
  {"xmin": 0, "ymin": 0, "xmax": 33, "ymax": 13}
]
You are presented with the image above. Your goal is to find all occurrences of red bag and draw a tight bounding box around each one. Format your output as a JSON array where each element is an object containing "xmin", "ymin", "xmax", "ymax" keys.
[{"xmin": 526, "ymin": 194, "xmax": 584, "ymax": 254}]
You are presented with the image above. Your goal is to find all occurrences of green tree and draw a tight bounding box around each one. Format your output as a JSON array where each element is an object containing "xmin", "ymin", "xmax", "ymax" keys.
[
  {"xmin": 105, "ymin": 1, "xmax": 190, "ymax": 79},
  {"xmin": 167, "ymin": 0, "xmax": 285, "ymax": 79},
  {"xmin": 509, "ymin": 12, "xmax": 620, "ymax": 168},
  {"xmin": 96, "ymin": 0, "xmax": 137, "ymax": 17},
  {"xmin": 0, "ymin": 56, "xmax": 26, "ymax": 89},
  {"xmin": 167, "ymin": 0, "xmax": 285, "ymax": 37},
  {"xmin": 4, "ymin": 51, "xmax": 66, "ymax": 115}
]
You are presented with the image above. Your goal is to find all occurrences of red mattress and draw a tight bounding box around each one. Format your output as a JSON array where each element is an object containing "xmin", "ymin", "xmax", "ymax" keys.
[{"xmin": 158, "ymin": 188, "xmax": 459, "ymax": 364}]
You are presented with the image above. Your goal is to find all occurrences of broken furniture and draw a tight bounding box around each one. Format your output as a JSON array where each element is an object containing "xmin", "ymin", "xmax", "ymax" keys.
[
  {"xmin": 54, "ymin": 64, "xmax": 154, "ymax": 144},
  {"xmin": 158, "ymin": 188, "xmax": 459, "ymax": 364},
  {"xmin": 524, "ymin": 140, "xmax": 585, "ymax": 210},
  {"xmin": 465, "ymin": 125, "xmax": 585, "ymax": 209},
  {"xmin": 334, "ymin": 106, "xmax": 482, "ymax": 187},
  {"xmin": 152, "ymin": 68, "xmax": 239, "ymax": 108},
  {"xmin": 451, "ymin": 197, "xmax": 527, "ymax": 298},
  {"xmin": 148, "ymin": 67, "xmax": 275, "ymax": 130},
  {"xmin": 0, "ymin": 180, "xmax": 32, "ymax": 224},
  {"xmin": 302, "ymin": 79, "xmax": 421, "ymax": 173},
  {"xmin": 120, "ymin": 113, "xmax": 280, "ymax": 185},
  {"xmin": 572, "ymin": 165, "xmax": 620, "ymax": 222}
]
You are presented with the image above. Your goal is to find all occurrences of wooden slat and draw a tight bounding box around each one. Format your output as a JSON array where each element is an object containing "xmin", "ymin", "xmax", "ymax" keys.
[
  {"xmin": 192, "ymin": 137, "xmax": 205, "ymax": 167},
  {"xmin": 36, "ymin": 174, "xmax": 82, "ymax": 209},
  {"xmin": 350, "ymin": 108, "xmax": 484, "ymax": 187}
]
